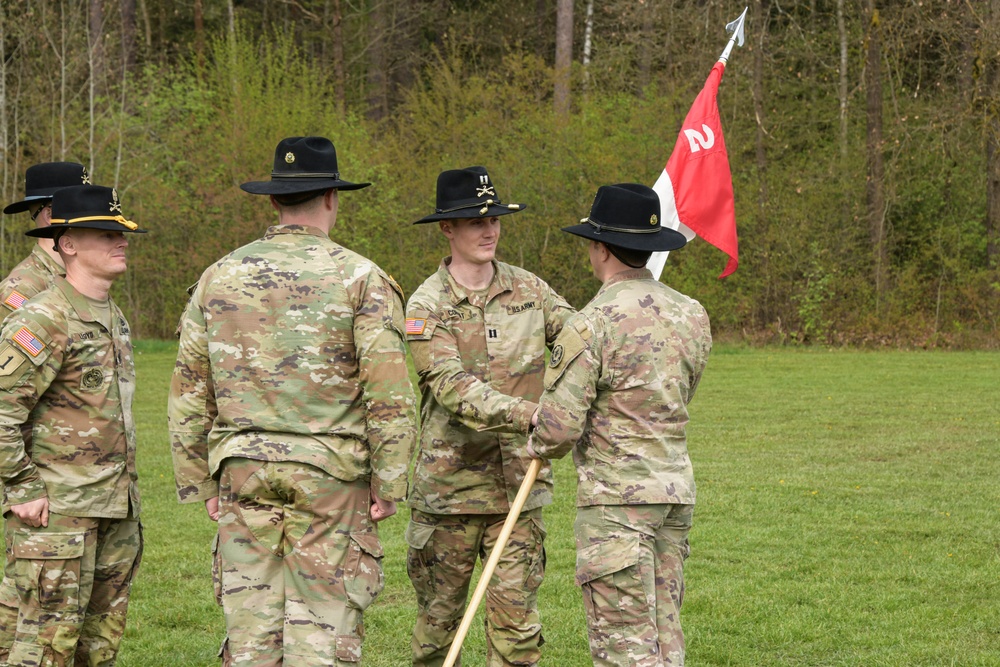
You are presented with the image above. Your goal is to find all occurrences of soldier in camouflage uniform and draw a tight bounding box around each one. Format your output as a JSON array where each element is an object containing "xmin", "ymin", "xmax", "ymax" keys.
[
  {"xmin": 0, "ymin": 184, "xmax": 146, "ymax": 666},
  {"xmin": 169, "ymin": 136, "xmax": 417, "ymax": 667},
  {"xmin": 528, "ymin": 184, "xmax": 712, "ymax": 667},
  {"xmin": 405, "ymin": 166, "xmax": 574, "ymax": 666},
  {"xmin": 1, "ymin": 162, "xmax": 91, "ymax": 317}
]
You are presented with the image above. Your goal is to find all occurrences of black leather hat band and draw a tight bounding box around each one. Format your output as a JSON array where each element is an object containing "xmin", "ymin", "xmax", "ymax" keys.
[
  {"xmin": 270, "ymin": 172, "xmax": 340, "ymax": 179},
  {"xmin": 584, "ymin": 217, "xmax": 660, "ymax": 234}
]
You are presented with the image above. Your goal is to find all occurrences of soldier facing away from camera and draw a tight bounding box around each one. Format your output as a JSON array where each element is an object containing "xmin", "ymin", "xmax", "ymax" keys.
[
  {"xmin": 169, "ymin": 136, "xmax": 417, "ymax": 666},
  {"xmin": 0, "ymin": 184, "xmax": 147, "ymax": 666},
  {"xmin": 528, "ymin": 183, "xmax": 712, "ymax": 667},
  {"xmin": 404, "ymin": 166, "xmax": 575, "ymax": 666}
]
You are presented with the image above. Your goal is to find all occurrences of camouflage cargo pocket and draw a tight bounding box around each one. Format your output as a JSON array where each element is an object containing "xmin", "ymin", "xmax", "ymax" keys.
[
  {"xmin": 343, "ymin": 531, "xmax": 384, "ymax": 611},
  {"xmin": 12, "ymin": 531, "xmax": 86, "ymax": 611},
  {"xmin": 210, "ymin": 531, "xmax": 223, "ymax": 607},
  {"xmin": 576, "ymin": 534, "xmax": 651, "ymax": 627},
  {"xmin": 404, "ymin": 519, "xmax": 435, "ymax": 599},
  {"xmin": 524, "ymin": 515, "xmax": 547, "ymax": 593}
]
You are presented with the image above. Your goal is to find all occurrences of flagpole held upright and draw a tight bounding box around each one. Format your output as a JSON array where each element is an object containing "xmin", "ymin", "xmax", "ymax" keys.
[
  {"xmin": 719, "ymin": 7, "xmax": 748, "ymax": 64},
  {"xmin": 647, "ymin": 7, "xmax": 748, "ymax": 282}
]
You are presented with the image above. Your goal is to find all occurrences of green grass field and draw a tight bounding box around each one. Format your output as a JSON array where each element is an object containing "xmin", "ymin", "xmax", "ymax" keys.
[{"xmin": 59, "ymin": 344, "xmax": 1000, "ymax": 665}]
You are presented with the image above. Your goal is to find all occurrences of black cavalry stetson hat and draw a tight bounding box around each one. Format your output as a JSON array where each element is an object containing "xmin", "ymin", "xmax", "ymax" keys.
[
  {"xmin": 412, "ymin": 166, "xmax": 526, "ymax": 224},
  {"xmin": 240, "ymin": 136, "xmax": 371, "ymax": 195},
  {"xmin": 3, "ymin": 162, "xmax": 90, "ymax": 214},
  {"xmin": 26, "ymin": 185, "xmax": 147, "ymax": 238},
  {"xmin": 562, "ymin": 183, "xmax": 687, "ymax": 252}
]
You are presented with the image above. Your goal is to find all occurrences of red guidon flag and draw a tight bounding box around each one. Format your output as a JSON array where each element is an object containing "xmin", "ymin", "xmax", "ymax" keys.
[{"xmin": 647, "ymin": 60, "xmax": 738, "ymax": 279}]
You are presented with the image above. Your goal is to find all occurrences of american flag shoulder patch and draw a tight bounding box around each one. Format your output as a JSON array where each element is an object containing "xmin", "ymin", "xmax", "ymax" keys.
[
  {"xmin": 3, "ymin": 290, "xmax": 27, "ymax": 310},
  {"xmin": 405, "ymin": 318, "xmax": 427, "ymax": 336},
  {"xmin": 12, "ymin": 327, "xmax": 45, "ymax": 357}
]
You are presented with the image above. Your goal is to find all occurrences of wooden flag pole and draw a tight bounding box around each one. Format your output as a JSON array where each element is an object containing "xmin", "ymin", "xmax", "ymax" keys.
[{"xmin": 442, "ymin": 457, "xmax": 543, "ymax": 667}]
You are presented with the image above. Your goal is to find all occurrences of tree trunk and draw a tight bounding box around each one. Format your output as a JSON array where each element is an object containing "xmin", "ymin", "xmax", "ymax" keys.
[
  {"xmin": 194, "ymin": 0, "xmax": 205, "ymax": 69},
  {"xmin": 332, "ymin": 0, "xmax": 345, "ymax": 113},
  {"xmin": 366, "ymin": 0, "xmax": 388, "ymax": 122},
  {"xmin": 636, "ymin": 3, "xmax": 653, "ymax": 97},
  {"xmin": 864, "ymin": 1, "xmax": 887, "ymax": 308},
  {"xmin": 988, "ymin": 0, "xmax": 1000, "ymax": 269},
  {"xmin": 89, "ymin": 0, "xmax": 104, "ymax": 92},
  {"xmin": 137, "ymin": 0, "xmax": 152, "ymax": 53},
  {"xmin": 554, "ymin": 0, "xmax": 573, "ymax": 117},
  {"xmin": 753, "ymin": 0, "xmax": 771, "ymax": 323},
  {"xmin": 582, "ymin": 0, "xmax": 593, "ymax": 91},
  {"xmin": 837, "ymin": 0, "xmax": 848, "ymax": 158},
  {"xmin": 121, "ymin": 0, "xmax": 136, "ymax": 71}
]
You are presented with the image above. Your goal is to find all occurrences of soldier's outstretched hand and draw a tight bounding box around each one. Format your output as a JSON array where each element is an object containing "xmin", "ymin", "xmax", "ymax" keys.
[{"xmin": 11, "ymin": 496, "xmax": 49, "ymax": 527}]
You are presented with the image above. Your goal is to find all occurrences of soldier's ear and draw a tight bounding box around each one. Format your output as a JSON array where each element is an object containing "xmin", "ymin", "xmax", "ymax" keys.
[{"xmin": 55, "ymin": 231, "xmax": 74, "ymax": 255}]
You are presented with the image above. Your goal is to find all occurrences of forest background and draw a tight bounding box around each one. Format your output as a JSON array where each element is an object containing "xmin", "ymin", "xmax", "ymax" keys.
[{"xmin": 0, "ymin": 0, "xmax": 998, "ymax": 347}]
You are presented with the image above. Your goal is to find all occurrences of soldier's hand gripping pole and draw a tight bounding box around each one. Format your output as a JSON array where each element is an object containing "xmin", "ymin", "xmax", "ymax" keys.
[{"xmin": 442, "ymin": 457, "xmax": 544, "ymax": 667}]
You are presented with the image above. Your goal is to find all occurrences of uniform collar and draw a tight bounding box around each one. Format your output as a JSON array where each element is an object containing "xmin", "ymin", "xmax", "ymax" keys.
[
  {"xmin": 30, "ymin": 244, "xmax": 65, "ymax": 275},
  {"xmin": 263, "ymin": 224, "xmax": 329, "ymax": 239},
  {"xmin": 598, "ymin": 267, "xmax": 654, "ymax": 294},
  {"xmin": 438, "ymin": 258, "xmax": 514, "ymax": 306},
  {"xmin": 52, "ymin": 275, "xmax": 108, "ymax": 325}
]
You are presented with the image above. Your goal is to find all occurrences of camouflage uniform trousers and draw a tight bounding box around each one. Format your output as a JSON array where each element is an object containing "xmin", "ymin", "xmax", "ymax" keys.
[
  {"xmin": 0, "ymin": 511, "xmax": 142, "ymax": 667},
  {"xmin": 406, "ymin": 508, "xmax": 546, "ymax": 667},
  {"xmin": 215, "ymin": 457, "xmax": 385, "ymax": 667},
  {"xmin": 574, "ymin": 504, "xmax": 693, "ymax": 667}
]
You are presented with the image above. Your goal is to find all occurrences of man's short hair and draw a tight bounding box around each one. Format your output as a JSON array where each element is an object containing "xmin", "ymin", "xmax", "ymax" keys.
[
  {"xmin": 272, "ymin": 188, "xmax": 330, "ymax": 210},
  {"xmin": 606, "ymin": 243, "xmax": 652, "ymax": 269}
]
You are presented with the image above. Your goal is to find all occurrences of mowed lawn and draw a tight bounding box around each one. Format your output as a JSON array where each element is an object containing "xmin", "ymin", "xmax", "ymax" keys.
[{"xmin": 74, "ymin": 344, "xmax": 1000, "ymax": 665}]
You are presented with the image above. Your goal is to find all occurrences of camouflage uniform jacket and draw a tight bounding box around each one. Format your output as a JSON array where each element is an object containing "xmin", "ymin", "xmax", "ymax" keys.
[
  {"xmin": 169, "ymin": 224, "xmax": 417, "ymax": 505},
  {"xmin": 532, "ymin": 268, "xmax": 711, "ymax": 507},
  {"xmin": 406, "ymin": 258, "xmax": 574, "ymax": 515},
  {"xmin": 0, "ymin": 276, "xmax": 140, "ymax": 517},
  {"xmin": 0, "ymin": 245, "xmax": 64, "ymax": 315}
]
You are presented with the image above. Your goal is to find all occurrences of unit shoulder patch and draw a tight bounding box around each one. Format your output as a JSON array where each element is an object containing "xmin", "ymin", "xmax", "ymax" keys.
[
  {"xmin": 0, "ymin": 342, "xmax": 30, "ymax": 390},
  {"xmin": 544, "ymin": 326, "xmax": 588, "ymax": 390}
]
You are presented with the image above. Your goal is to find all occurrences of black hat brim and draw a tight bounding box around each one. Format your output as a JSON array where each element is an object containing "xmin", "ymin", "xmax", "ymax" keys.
[
  {"xmin": 26, "ymin": 220, "xmax": 148, "ymax": 238},
  {"xmin": 561, "ymin": 222, "xmax": 687, "ymax": 252},
  {"xmin": 240, "ymin": 179, "xmax": 371, "ymax": 195},
  {"xmin": 412, "ymin": 203, "xmax": 527, "ymax": 225},
  {"xmin": 4, "ymin": 195, "xmax": 52, "ymax": 215}
]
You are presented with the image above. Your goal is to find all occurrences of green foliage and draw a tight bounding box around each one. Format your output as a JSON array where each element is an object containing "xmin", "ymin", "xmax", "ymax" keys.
[{"xmin": 2, "ymin": 2, "xmax": 998, "ymax": 347}]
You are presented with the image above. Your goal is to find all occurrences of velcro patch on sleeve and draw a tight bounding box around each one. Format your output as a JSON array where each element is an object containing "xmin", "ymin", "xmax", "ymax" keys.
[
  {"xmin": 3, "ymin": 290, "xmax": 27, "ymax": 310},
  {"xmin": 0, "ymin": 342, "xmax": 30, "ymax": 390},
  {"xmin": 544, "ymin": 325, "xmax": 588, "ymax": 390},
  {"xmin": 406, "ymin": 318, "xmax": 427, "ymax": 336},
  {"xmin": 12, "ymin": 327, "xmax": 45, "ymax": 357}
]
